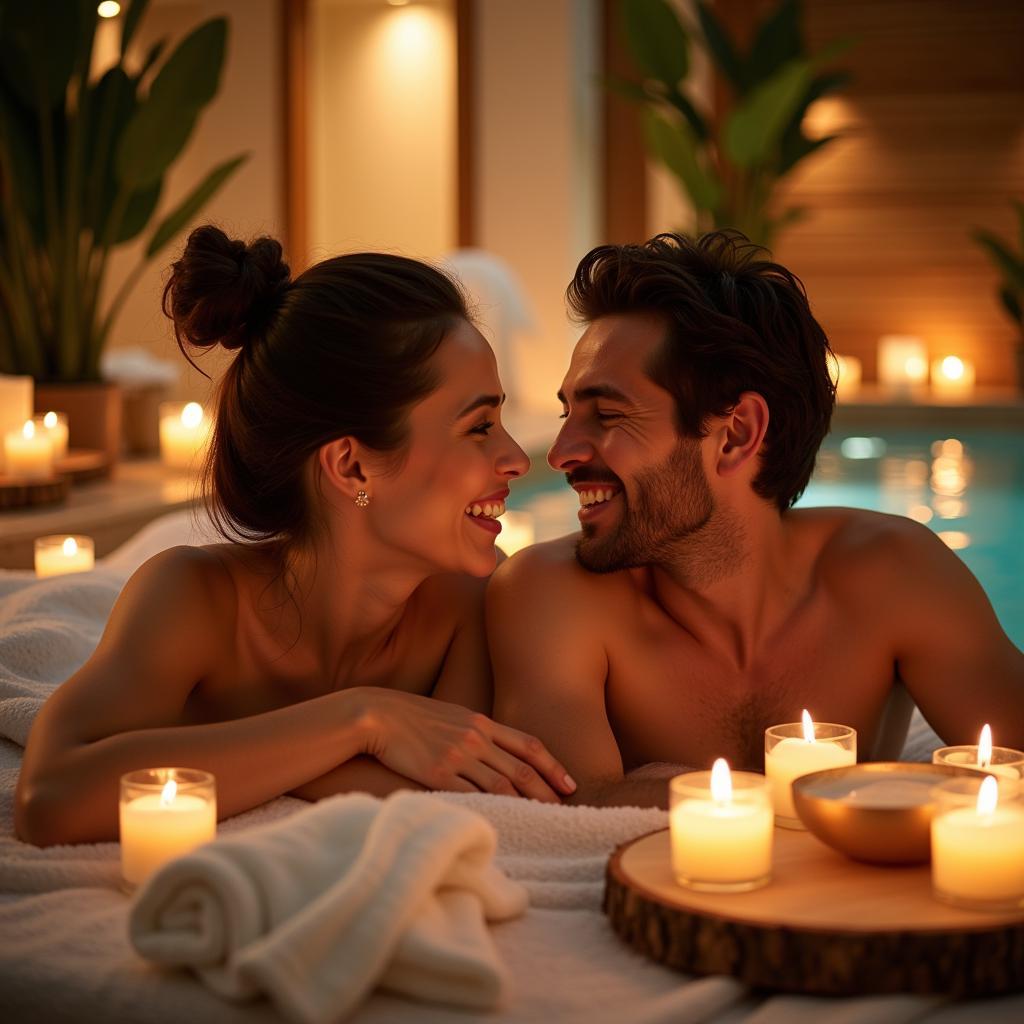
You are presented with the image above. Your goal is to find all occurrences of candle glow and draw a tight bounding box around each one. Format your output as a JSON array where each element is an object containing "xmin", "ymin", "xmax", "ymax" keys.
[
  {"xmin": 5, "ymin": 419, "xmax": 55, "ymax": 479},
  {"xmin": 35, "ymin": 535, "xmax": 95, "ymax": 578}
]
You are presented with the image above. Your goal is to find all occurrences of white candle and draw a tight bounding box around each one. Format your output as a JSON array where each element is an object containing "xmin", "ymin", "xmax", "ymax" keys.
[
  {"xmin": 878, "ymin": 335, "xmax": 928, "ymax": 392},
  {"xmin": 120, "ymin": 770, "xmax": 216, "ymax": 888},
  {"xmin": 4, "ymin": 420, "xmax": 54, "ymax": 479},
  {"xmin": 932, "ymin": 775, "xmax": 1024, "ymax": 909},
  {"xmin": 0, "ymin": 373, "xmax": 33, "ymax": 473},
  {"xmin": 34, "ymin": 411, "xmax": 69, "ymax": 460},
  {"xmin": 932, "ymin": 724, "xmax": 1024, "ymax": 780},
  {"xmin": 34, "ymin": 535, "xmax": 95, "ymax": 578},
  {"xmin": 159, "ymin": 401, "xmax": 211, "ymax": 470},
  {"xmin": 827, "ymin": 353, "xmax": 862, "ymax": 399},
  {"xmin": 670, "ymin": 759, "xmax": 773, "ymax": 892},
  {"xmin": 930, "ymin": 355, "xmax": 975, "ymax": 399},
  {"xmin": 765, "ymin": 711, "xmax": 856, "ymax": 826}
]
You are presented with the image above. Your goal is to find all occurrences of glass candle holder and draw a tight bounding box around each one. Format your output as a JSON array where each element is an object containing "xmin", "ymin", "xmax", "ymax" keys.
[
  {"xmin": 933, "ymin": 745, "xmax": 1024, "ymax": 781},
  {"xmin": 931, "ymin": 775, "xmax": 1024, "ymax": 912},
  {"xmin": 32, "ymin": 411, "xmax": 69, "ymax": 460},
  {"xmin": 120, "ymin": 768, "xmax": 216, "ymax": 890},
  {"xmin": 34, "ymin": 535, "xmax": 95, "ymax": 578},
  {"xmin": 159, "ymin": 401, "xmax": 211, "ymax": 470},
  {"xmin": 669, "ymin": 766, "xmax": 773, "ymax": 893},
  {"xmin": 765, "ymin": 721, "xmax": 857, "ymax": 829}
]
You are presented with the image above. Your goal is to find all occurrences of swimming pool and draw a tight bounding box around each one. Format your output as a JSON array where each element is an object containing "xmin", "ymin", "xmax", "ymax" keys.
[{"xmin": 507, "ymin": 428, "xmax": 1024, "ymax": 648}]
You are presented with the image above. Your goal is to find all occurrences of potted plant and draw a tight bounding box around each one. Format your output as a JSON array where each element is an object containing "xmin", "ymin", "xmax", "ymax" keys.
[
  {"xmin": 971, "ymin": 202, "xmax": 1024, "ymax": 392},
  {"xmin": 611, "ymin": 0, "xmax": 853, "ymax": 248},
  {"xmin": 0, "ymin": 0, "xmax": 247, "ymax": 469}
]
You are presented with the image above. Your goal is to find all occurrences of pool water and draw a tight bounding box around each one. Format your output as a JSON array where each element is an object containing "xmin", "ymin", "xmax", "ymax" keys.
[{"xmin": 508, "ymin": 429, "xmax": 1024, "ymax": 648}]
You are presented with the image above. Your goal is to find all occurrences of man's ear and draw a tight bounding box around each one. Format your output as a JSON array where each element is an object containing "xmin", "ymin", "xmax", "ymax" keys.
[
  {"xmin": 318, "ymin": 437, "xmax": 369, "ymax": 502},
  {"xmin": 716, "ymin": 392, "xmax": 769, "ymax": 479}
]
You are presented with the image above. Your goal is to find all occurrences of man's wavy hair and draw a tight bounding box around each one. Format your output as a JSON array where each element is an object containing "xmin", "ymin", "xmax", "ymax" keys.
[{"xmin": 566, "ymin": 230, "xmax": 836, "ymax": 510}]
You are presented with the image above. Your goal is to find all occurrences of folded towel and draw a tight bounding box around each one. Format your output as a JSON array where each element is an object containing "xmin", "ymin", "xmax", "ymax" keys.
[{"xmin": 129, "ymin": 790, "xmax": 527, "ymax": 1024}]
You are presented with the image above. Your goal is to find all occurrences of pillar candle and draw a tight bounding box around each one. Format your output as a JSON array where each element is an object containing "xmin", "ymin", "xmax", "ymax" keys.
[
  {"xmin": 4, "ymin": 420, "xmax": 54, "ymax": 479},
  {"xmin": 35, "ymin": 535, "xmax": 95, "ymax": 578}
]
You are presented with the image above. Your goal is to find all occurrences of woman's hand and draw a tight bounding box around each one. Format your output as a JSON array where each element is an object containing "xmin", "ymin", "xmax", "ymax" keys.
[{"xmin": 350, "ymin": 688, "xmax": 576, "ymax": 803}]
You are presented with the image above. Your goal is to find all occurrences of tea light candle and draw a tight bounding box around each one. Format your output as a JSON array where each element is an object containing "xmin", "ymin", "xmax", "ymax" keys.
[
  {"xmin": 827, "ymin": 353, "xmax": 862, "ymax": 399},
  {"xmin": 4, "ymin": 419, "xmax": 54, "ymax": 479},
  {"xmin": 930, "ymin": 355, "xmax": 975, "ymax": 399},
  {"xmin": 878, "ymin": 335, "xmax": 928, "ymax": 392},
  {"xmin": 120, "ymin": 768, "xmax": 216, "ymax": 888},
  {"xmin": 765, "ymin": 711, "xmax": 857, "ymax": 827},
  {"xmin": 0, "ymin": 373, "xmax": 33, "ymax": 473},
  {"xmin": 933, "ymin": 724, "xmax": 1024, "ymax": 780},
  {"xmin": 33, "ymin": 411, "xmax": 69, "ymax": 460},
  {"xmin": 34, "ymin": 535, "xmax": 95, "ymax": 578},
  {"xmin": 931, "ymin": 775, "xmax": 1024, "ymax": 911},
  {"xmin": 670, "ymin": 759, "xmax": 773, "ymax": 892},
  {"xmin": 159, "ymin": 401, "xmax": 211, "ymax": 470}
]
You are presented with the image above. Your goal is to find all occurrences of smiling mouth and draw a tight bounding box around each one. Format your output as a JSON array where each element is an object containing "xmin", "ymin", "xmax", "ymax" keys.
[
  {"xmin": 574, "ymin": 486, "xmax": 620, "ymax": 509},
  {"xmin": 464, "ymin": 499, "xmax": 506, "ymax": 520}
]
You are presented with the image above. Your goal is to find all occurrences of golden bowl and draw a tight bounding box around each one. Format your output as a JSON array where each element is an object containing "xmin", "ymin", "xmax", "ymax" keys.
[{"xmin": 791, "ymin": 761, "xmax": 983, "ymax": 865}]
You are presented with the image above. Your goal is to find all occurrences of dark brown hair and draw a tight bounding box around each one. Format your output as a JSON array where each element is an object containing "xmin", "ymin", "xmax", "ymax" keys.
[
  {"xmin": 163, "ymin": 225, "xmax": 469, "ymax": 544},
  {"xmin": 566, "ymin": 230, "xmax": 836, "ymax": 510}
]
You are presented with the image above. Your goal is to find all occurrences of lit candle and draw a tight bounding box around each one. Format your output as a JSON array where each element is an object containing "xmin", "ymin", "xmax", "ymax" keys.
[
  {"xmin": 159, "ymin": 401, "xmax": 211, "ymax": 470},
  {"xmin": 827, "ymin": 353, "xmax": 862, "ymax": 399},
  {"xmin": 930, "ymin": 355, "xmax": 975, "ymax": 399},
  {"xmin": 34, "ymin": 411, "xmax": 69, "ymax": 460},
  {"xmin": 0, "ymin": 373, "xmax": 33, "ymax": 473},
  {"xmin": 931, "ymin": 775, "xmax": 1024, "ymax": 911},
  {"xmin": 932, "ymin": 724, "xmax": 1024, "ymax": 780},
  {"xmin": 120, "ymin": 768, "xmax": 217, "ymax": 889},
  {"xmin": 670, "ymin": 758, "xmax": 773, "ymax": 892},
  {"xmin": 877, "ymin": 335, "xmax": 928, "ymax": 393},
  {"xmin": 765, "ymin": 711, "xmax": 857, "ymax": 827},
  {"xmin": 34, "ymin": 535, "xmax": 95, "ymax": 578},
  {"xmin": 4, "ymin": 419, "xmax": 54, "ymax": 479}
]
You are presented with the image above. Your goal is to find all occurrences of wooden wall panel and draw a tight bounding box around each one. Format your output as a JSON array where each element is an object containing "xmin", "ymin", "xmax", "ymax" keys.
[{"xmin": 764, "ymin": 0, "xmax": 1024, "ymax": 385}]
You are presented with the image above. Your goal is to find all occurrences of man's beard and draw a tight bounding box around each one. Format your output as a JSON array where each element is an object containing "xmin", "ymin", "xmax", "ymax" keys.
[{"xmin": 574, "ymin": 438, "xmax": 715, "ymax": 575}]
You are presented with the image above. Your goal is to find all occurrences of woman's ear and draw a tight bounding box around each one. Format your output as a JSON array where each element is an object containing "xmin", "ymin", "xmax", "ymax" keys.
[
  {"xmin": 716, "ymin": 392, "xmax": 770, "ymax": 479},
  {"xmin": 318, "ymin": 437, "xmax": 369, "ymax": 502}
]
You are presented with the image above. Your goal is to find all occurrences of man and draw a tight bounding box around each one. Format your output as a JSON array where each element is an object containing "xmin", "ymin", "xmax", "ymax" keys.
[{"xmin": 487, "ymin": 231, "xmax": 1024, "ymax": 808}]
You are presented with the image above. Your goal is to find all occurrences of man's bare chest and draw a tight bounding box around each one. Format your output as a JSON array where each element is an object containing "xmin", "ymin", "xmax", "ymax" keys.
[{"xmin": 603, "ymin": 611, "xmax": 897, "ymax": 772}]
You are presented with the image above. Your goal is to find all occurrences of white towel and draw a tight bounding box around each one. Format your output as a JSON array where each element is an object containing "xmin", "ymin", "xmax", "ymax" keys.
[{"xmin": 129, "ymin": 790, "xmax": 528, "ymax": 1024}]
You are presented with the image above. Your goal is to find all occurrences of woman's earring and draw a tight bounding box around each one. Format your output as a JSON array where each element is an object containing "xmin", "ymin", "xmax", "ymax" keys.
[{"xmin": 354, "ymin": 490, "xmax": 370, "ymax": 508}]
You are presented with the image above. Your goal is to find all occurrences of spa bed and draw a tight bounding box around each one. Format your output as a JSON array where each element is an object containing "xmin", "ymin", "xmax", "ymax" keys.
[{"xmin": 0, "ymin": 511, "xmax": 1021, "ymax": 1023}]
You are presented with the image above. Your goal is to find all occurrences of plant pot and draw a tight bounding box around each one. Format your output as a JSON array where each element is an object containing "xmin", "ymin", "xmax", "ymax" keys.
[{"xmin": 34, "ymin": 381, "xmax": 123, "ymax": 477}]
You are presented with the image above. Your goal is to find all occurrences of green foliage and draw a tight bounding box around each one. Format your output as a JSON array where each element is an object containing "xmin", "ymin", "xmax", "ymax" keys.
[
  {"xmin": 972, "ymin": 201, "xmax": 1024, "ymax": 337},
  {"xmin": 0, "ymin": 0, "xmax": 247, "ymax": 381},
  {"xmin": 614, "ymin": 0, "xmax": 855, "ymax": 248}
]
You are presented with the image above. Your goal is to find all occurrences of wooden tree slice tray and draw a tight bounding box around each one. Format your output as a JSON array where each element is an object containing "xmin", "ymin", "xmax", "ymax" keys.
[
  {"xmin": 0, "ymin": 474, "xmax": 70, "ymax": 509},
  {"xmin": 55, "ymin": 448, "xmax": 108, "ymax": 482},
  {"xmin": 605, "ymin": 827, "xmax": 1024, "ymax": 997}
]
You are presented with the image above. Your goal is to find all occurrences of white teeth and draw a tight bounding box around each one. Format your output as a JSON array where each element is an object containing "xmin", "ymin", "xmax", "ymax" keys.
[
  {"xmin": 466, "ymin": 500, "xmax": 506, "ymax": 519},
  {"xmin": 578, "ymin": 487, "xmax": 617, "ymax": 508}
]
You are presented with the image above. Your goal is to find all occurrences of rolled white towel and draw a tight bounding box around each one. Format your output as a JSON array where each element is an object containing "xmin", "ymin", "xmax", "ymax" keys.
[{"xmin": 129, "ymin": 791, "xmax": 527, "ymax": 1024}]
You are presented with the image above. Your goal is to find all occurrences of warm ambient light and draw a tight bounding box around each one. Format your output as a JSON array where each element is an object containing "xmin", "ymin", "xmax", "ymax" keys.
[
  {"xmin": 97, "ymin": 1, "xmax": 121, "ymax": 17},
  {"xmin": 710, "ymin": 758, "xmax": 732, "ymax": 802},
  {"xmin": 181, "ymin": 401, "xmax": 203, "ymax": 429},
  {"xmin": 931, "ymin": 354, "xmax": 976, "ymax": 398}
]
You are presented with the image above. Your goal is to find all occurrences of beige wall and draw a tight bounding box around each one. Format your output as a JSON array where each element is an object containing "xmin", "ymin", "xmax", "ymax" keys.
[
  {"xmin": 472, "ymin": 0, "xmax": 602, "ymax": 415},
  {"xmin": 308, "ymin": 0, "xmax": 456, "ymax": 264},
  {"xmin": 102, "ymin": 0, "xmax": 284, "ymax": 402}
]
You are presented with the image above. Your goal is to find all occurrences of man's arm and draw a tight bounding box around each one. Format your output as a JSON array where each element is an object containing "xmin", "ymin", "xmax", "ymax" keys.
[
  {"xmin": 487, "ymin": 542, "xmax": 672, "ymax": 808},
  {"xmin": 864, "ymin": 518, "xmax": 1024, "ymax": 747}
]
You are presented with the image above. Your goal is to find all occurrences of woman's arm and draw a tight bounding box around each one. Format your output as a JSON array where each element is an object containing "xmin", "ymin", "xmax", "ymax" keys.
[{"xmin": 15, "ymin": 548, "xmax": 374, "ymax": 845}]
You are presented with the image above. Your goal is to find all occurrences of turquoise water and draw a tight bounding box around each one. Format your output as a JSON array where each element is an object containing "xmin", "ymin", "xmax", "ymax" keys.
[{"xmin": 509, "ymin": 429, "xmax": 1024, "ymax": 648}]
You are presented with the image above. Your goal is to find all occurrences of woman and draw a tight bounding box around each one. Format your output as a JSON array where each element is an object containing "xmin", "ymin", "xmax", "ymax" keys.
[{"xmin": 16, "ymin": 226, "xmax": 574, "ymax": 845}]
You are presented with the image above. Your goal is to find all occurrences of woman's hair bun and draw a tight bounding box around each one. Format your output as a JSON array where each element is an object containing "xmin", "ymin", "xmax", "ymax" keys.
[{"xmin": 163, "ymin": 225, "xmax": 290, "ymax": 354}]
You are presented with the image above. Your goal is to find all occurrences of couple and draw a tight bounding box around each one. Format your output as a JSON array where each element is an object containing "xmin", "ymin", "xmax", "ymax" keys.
[{"xmin": 16, "ymin": 226, "xmax": 1024, "ymax": 844}]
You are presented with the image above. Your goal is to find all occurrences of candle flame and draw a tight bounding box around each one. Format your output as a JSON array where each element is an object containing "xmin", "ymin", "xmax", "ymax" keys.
[
  {"xmin": 22, "ymin": 419, "xmax": 34, "ymax": 440},
  {"xmin": 43, "ymin": 411, "xmax": 57, "ymax": 428},
  {"xmin": 940, "ymin": 356, "xmax": 965, "ymax": 381},
  {"xmin": 160, "ymin": 779, "xmax": 177, "ymax": 806},
  {"xmin": 62, "ymin": 537, "xmax": 78, "ymax": 557},
  {"xmin": 710, "ymin": 758, "xmax": 732, "ymax": 802},
  {"xmin": 977, "ymin": 774, "xmax": 998, "ymax": 816},
  {"xmin": 978, "ymin": 724, "xmax": 993, "ymax": 768},
  {"xmin": 181, "ymin": 402, "xmax": 203, "ymax": 429},
  {"xmin": 801, "ymin": 709, "xmax": 815, "ymax": 743}
]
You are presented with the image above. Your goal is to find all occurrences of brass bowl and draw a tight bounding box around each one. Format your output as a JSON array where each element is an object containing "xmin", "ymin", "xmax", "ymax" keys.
[{"xmin": 792, "ymin": 761, "xmax": 982, "ymax": 865}]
